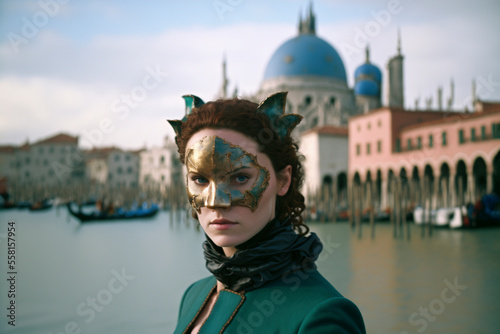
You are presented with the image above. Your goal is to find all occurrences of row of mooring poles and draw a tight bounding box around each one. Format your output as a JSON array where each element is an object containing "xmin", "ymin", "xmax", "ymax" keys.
[
  {"xmin": 420, "ymin": 175, "xmax": 434, "ymax": 238},
  {"xmin": 308, "ymin": 181, "xmax": 348, "ymax": 223},
  {"xmin": 9, "ymin": 178, "xmax": 200, "ymax": 227},
  {"xmin": 389, "ymin": 177, "xmax": 411, "ymax": 240},
  {"xmin": 348, "ymin": 180, "xmax": 379, "ymax": 240},
  {"xmin": 342, "ymin": 175, "xmax": 441, "ymax": 240}
]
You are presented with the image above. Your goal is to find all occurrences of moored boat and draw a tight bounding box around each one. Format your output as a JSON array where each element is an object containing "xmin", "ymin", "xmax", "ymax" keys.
[
  {"xmin": 413, "ymin": 206, "xmax": 455, "ymax": 227},
  {"xmin": 474, "ymin": 194, "xmax": 500, "ymax": 227},
  {"xmin": 66, "ymin": 201, "xmax": 159, "ymax": 222}
]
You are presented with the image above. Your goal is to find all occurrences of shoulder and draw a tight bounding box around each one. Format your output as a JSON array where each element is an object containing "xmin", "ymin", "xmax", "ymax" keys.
[
  {"xmin": 290, "ymin": 271, "xmax": 365, "ymax": 333},
  {"xmin": 298, "ymin": 297, "xmax": 366, "ymax": 334},
  {"xmin": 244, "ymin": 269, "xmax": 343, "ymax": 299},
  {"xmin": 272, "ymin": 269, "xmax": 345, "ymax": 300},
  {"xmin": 240, "ymin": 270, "xmax": 365, "ymax": 333}
]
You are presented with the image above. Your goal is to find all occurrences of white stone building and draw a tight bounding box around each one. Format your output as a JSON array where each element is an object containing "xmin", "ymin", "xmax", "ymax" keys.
[
  {"xmin": 300, "ymin": 126, "xmax": 349, "ymax": 203},
  {"xmin": 0, "ymin": 133, "xmax": 84, "ymax": 187},
  {"xmin": 86, "ymin": 147, "xmax": 140, "ymax": 188},
  {"xmin": 183, "ymin": 4, "xmax": 405, "ymax": 202},
  {"xmin": 86, "ymin": 156, "xmax": 108, "ymax": 185},
  {"xmin": 0, "ymin": 145, "xmax": 20, "ymax": 184},
  {"xmin": 139, "ymin": 136, "xmax": 183, "ymax": 193},
  {"xmin": 246, "ymin": 5, "xmax": 402, "ymax": 200}
]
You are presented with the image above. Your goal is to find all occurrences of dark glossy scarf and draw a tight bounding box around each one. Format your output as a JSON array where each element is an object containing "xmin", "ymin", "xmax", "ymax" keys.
[{"xmin": 203, "ymin": 218, "xmax": 323, "ymax": 292}]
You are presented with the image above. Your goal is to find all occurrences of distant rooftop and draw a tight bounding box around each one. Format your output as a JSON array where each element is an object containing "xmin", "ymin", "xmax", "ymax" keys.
[
  {"xmin": 0, "ymin": 145, "xmax": 16, "ymax": 154},
  {"xmin": 35, "ymin": 133, "xmax": 78, "ymax": 145},
  {"xmin": 475, "ymin": 100, "xmax": 500, "ymax": 113},
  {"xmin": 302, "ymin": 125, "xmax": 348, "ymax": 137}
]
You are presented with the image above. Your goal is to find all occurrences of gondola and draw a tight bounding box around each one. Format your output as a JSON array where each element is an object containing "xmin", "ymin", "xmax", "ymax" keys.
[{"xmin": 66, "ymin": 202, "xmax": 159, "ymax": 222}]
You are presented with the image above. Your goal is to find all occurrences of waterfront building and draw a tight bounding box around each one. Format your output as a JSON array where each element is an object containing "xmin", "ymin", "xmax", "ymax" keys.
[
  {"xmin": 348, "ymin": 100, "xmax": 500, "ymax": 210},
  {"xmin": 85, "ymin": 147, "xmax": 113, "ymax": 185},
  {"xmin": 0, "ymin": 145, "xmax": 17, "ymax": 186},
  {"xmin": 0, "ymin": 133, "xmax": 84, "ymax": 188},
  {"xmin": 300, "ymin": 126, "xmax": 349, "ymax": 204},
  {"xmin": 139, "ymin": 136, "xmax": 183, "ymax": 194},
  {"xmin": 86, "ymin": 147, "xmax": 140, "ymax": 188},
  {"xmin": 0, "ymin": 131, "xmax": 184, "ymax": 200},
  {"xmin": 237, "ymin": 4, "xmax": 396, "ymax": 202},
  {"xmin": 226, "ymin": 3, "xmax": 500, "ymax": 209}
]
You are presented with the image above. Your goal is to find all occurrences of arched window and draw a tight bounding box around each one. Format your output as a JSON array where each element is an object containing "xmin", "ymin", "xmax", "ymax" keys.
[
  {"xmin": 493, "ymin": 150, "xmax": 500, "ymax": 195},
  {"xmin": 473, "ymin": 157, "xmax": 487, "ymax": 198}
]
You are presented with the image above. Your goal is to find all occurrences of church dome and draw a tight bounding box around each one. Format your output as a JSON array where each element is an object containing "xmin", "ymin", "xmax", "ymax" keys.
[
  {"xmin": 354, "ymin": 80, "xmax": 380, "ymax": 97},
  {"xmin": 354, "ymin": 46, "xmax": 382, "ymax": 97},
  {"xmin": 263, "ymin": 34, "xmax": 347, "ymax": 82},
  {"xmin": 355, "ymin": 62, "xmax": 382, "ymax": 83}
]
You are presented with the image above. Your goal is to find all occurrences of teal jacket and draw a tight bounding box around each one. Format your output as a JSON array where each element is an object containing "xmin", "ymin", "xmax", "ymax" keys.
[{"xmin": 174, "ymin": 270, "xmax": 365, "ymax": 333}]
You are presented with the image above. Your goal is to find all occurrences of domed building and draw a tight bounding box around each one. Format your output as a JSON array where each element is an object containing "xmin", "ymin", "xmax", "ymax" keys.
[
  {"xmin": 254, "ymin": 4, "xmax": 358, "ymax": 133},
  {"xmin": 215, "ymin": 3, "xmax": 404, "ymax": 204},
  {"xmin": 251, "ymin": 4, "xmax": 393, "ymax": 203},
  {"xmin": 354, "ymin": 46, "xmax": 383, "ymax": 113}
]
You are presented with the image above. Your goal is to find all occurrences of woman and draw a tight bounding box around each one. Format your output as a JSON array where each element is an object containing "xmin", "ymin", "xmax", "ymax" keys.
[{"xmin": 169, "ymin": 92, "xmax": 365, "ymax": 333}]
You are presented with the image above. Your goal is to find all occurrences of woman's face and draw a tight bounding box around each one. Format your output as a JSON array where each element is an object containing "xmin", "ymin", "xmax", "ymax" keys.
[{"xmin": 185, "ymin": 128, "xmax": 290, "ymax": 255}]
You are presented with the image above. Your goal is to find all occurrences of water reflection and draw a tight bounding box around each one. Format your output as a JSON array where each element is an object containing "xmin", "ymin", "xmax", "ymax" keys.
[
  {"xmin": 311, "ymin": 221, "xmax": 499, "ymax": 334},
  {"xmin": 0, "ymin": 209, "xmax": 498, "ymax": 334}
]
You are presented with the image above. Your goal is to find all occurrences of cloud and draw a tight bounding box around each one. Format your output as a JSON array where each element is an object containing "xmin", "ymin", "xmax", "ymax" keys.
[
  {"xmin": 0, "ymin": 22, "xmax": 292, "ymax": 148},
  {"xmin": 88, "ymin": 1, "xmax": 123, "ymax": 20},
  {"xmin": 320, "ymin": 11, "xmax": 500, "ymax": 109},
  {"xmin": 1, "ymin": 2, "xmax": 499, "ymax": 149},
  {"xmin": 0, "ymin": 76, "xmax": 114, "ymax": 144}
]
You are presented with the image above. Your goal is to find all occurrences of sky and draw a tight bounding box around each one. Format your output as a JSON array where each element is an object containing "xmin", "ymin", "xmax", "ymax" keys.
[{"xmin": 1, "ymin": 0, "xmax": 499, "ymax": 150}]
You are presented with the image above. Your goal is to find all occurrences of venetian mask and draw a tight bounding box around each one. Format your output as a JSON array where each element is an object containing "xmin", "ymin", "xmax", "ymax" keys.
[{"xmin": 185, "ymin": 136, "xmax": 270, "ymax": 212}]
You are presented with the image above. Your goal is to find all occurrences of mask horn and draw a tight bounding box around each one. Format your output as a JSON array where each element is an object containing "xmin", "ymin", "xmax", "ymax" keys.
[
  {"xmin": 167, "ymin": 94, "xmax": 205, "ymax": 141},
  {"xmin": 256, "ymin": 91, "xmax": 302, "ymax": 139},
  {"xmin": 167, "ymin": 119, "xmax": 183, "ymax": 139},
  {"xmin": 182, "ymin": 94, "xmax": 205, "ymax": 117}
]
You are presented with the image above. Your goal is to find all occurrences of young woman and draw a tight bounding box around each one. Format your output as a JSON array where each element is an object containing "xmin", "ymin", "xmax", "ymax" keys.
[{"xmin": 169, "ymin": 92, "xmax": 365, "ymax": 334}]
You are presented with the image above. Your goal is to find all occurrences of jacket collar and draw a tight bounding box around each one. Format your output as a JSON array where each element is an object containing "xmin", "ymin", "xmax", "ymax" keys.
[{"xmin": 179, "ymin": 281, "xmax": 245, "ymax": 334}]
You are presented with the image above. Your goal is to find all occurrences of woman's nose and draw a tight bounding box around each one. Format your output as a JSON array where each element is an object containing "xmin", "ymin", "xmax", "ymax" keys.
[{"xmin": 205, "ymin": 183, "xmax": 231, "ymax": 209}]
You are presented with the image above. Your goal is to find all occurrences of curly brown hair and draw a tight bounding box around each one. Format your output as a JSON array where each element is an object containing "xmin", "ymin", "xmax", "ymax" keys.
[{"xmin": 174, "ymin": 97, "xmax": 309, "ymax": 236}]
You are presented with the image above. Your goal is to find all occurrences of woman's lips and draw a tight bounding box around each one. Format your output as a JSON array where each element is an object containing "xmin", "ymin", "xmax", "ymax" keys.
[{"xmin": 210, "ymin": 218, "xmax": 238, "ymax": 230}]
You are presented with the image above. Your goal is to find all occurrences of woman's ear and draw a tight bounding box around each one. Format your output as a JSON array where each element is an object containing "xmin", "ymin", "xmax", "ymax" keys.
[{"xmin": 277, "ymin": 165, "xmax": 292, "ymax": 196}]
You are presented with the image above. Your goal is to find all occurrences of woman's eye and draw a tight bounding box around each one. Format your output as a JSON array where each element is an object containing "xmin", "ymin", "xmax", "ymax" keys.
[
  {"xmin": 233, "ymin": 175, "xmax": 249, "ymax": 184},
  {"xmin": 192, "ymin": 176, "xmax": 208, "ymax": 185}
]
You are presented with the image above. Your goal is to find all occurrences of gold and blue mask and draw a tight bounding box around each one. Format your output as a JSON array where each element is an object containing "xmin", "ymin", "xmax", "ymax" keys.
[
  {"xmin": 185, "ymin": 136, "xmax": 270, "ymax": 212},
  {"xmin": 168, "ymin": 91, "xmax": 303, "ymax": 144}
]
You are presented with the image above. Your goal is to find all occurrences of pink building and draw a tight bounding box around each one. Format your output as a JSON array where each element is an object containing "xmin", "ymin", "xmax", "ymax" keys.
[{"xmin": 348, "ymin": 101, "xmax": 500, "ymax": 210}]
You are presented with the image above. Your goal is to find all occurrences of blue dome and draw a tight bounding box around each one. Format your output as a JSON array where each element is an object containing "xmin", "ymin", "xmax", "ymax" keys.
[
  {"xmin": 354, "ymin": 80, "xmax": 380, "ymax": 97},
  {"xmin": 355, "ymin": 62, "xmax": 382, "ymax": 83},
  {"xmin": 264, "ymin": 34, "xmax": 347, "ymax": 82}
]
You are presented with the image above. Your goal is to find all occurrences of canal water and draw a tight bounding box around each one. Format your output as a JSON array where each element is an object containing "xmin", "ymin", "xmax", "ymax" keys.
[{"xmin": 0, "ymin": 207, "xmax": 498, "ymax": 334}]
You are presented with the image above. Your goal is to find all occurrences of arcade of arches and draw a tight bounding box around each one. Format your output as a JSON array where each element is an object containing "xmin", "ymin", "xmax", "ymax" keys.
[
  {"xmin": 314, "ymin": 172, "xmax": 349, "ymax": 208},
  {"xmin": 348, "ymin": 150, "xmax": 500, "ymax": 211}
]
